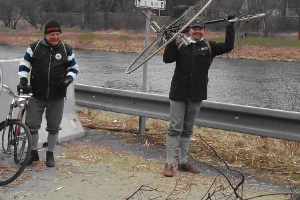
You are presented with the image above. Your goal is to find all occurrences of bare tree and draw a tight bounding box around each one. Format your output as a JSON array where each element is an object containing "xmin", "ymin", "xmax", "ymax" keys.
[
  {"xmin": 103, "ymin": 0, "xmax": 115, "ymax": 29},
  {"xmin": 288, "ymin": 0, "xmax": 300, "ymax": 39},
  {"xmin": 0, "ymin": 0, "xmax": 22, "ymax": 29},
  {"xmin": 282, "ymin": 0, "xmax": 288, "ymax": 17},
  {"xmin": 72, "ymin": 0, "xmax": 85, "ymax": 29},
  {"xmin": 246, "ymin": 0, "xmax": 279, "ymax": 37},
  {"xmin": 16, "ymin": 0, "xmax": 41, "ymax": 30}
]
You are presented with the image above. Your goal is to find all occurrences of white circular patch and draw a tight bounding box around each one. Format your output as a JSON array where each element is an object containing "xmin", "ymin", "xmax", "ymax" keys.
[{"xmin": 55, "ymin": 53, "xmax": 62, "ymax": 60}]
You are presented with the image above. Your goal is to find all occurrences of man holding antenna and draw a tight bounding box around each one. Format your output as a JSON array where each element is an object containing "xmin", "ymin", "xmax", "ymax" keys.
[{"xmin": 162, "ymin": 15, "xmax": 235, "ymax": 177}]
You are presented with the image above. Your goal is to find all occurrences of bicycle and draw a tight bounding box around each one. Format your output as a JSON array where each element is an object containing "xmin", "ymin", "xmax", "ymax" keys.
[
  {"xmin": 0, "ymin": 84, "xmax": 32, "ymax": 186},
  {"xmin": 125, "ymin": 0, "xmax": 267, "ymax": 74}
]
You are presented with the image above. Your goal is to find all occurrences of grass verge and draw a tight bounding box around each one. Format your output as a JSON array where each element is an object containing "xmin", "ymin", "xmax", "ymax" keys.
[{"xmin": 76, "ymin": 108, "xmax": 300, "ymax": 188}]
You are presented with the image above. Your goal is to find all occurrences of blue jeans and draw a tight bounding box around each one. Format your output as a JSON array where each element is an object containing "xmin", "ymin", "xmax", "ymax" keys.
[
  {"xmin": 25, "ymin": 96, "xmax": 65, "ymax": 135},
  {"xmin": 166, "ymin": 99, "xmax": 202, "ymax": 137}
]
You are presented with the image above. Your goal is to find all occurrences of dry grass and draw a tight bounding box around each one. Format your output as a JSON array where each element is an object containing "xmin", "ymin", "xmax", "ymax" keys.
[
  {"xmin": 62, "ymin": 141, "xmax": 162, "ymax": 174},
  {"xmin": 76, "ymin": 108, "xmax": 300, "ymax": 187}
]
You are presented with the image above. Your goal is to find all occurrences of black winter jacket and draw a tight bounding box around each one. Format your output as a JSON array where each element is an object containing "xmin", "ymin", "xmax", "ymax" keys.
[
  {"xmin": 163, "ymin": 23, "xmax": 235, "ymax": 101},
  {"xmin": 29, "ymin": 38, "xmax": 72, "ymax": 99}
]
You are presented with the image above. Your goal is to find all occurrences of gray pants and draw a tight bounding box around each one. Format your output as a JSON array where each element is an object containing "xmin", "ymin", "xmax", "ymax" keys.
[
  {"xmin": 167, "ymin": 99, "xmax": 202, "ymax": 137},
  {"xmin": 25, "ymin": 96, "xmax": 65, "ymax": 135},
  {"xmin": 165, "ymin": 99, "xmax": 202, "ymax": 165}
]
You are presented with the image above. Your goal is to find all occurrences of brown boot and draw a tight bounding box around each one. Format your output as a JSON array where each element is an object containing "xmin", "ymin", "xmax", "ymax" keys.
[
  {"xmin": 163, "ymin": 163, "xmax": 174, "ymax": 177},
  {"xmin": 178, "ymin": 162, "xmax": 200, "ymax": 173}
]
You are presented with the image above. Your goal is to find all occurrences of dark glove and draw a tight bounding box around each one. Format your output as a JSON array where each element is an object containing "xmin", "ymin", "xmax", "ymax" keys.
[
  {"xmin": 166, "ymin": 38, "xmax": 178, "ymax": 48},
  {"xmin": 165, "ymin": 31, "xmax": 173, "ymax": 41},
  {"xmin": 17, "ymin": 77, "xmax": 28, "ymax": 93},
  {"xmin": 227, "ymin": 14, "xmax": 236, "ymax": 24},
  {"xmin": 58, "ymin": 76, "xmax": 73, "ymax": 89},
  {"xmin": 175, "ymin": 36, "xmax": 186, "ymax": 50}
]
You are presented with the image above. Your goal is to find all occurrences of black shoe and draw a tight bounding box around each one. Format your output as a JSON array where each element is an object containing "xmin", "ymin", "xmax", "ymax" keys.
[
  {"xmin": 46, "ymin": 151, "xmax": 55, "ymax": 167},
  {"xmin": 27, "ymin": 150, "xmax": 40, "ymax": 166}
]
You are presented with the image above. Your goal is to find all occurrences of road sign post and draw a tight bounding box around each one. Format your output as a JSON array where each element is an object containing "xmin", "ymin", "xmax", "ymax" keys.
[{"xmin": 135, "ymin": 0, "xmax": 166, "ymax": 136}]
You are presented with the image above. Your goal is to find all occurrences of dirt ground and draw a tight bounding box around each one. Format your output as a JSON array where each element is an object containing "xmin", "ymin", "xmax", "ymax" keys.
[{"xmin": 0, "ymin": 129, "xmax": 293, "ymax": 200}]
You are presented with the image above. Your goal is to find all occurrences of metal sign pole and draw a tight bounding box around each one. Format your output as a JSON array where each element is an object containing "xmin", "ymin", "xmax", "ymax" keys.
[
  {"xmin": 134, "ymin": 0, "xmax": 166, "ymax": 136},
  {"xmin": 139, "ymin": 8, "xmax": 151, "ymax": 136}
]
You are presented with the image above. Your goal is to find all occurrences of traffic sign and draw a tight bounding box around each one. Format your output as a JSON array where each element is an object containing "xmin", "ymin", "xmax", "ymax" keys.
[{"xmin": 135, "ymin": 0, "xmax": 166, "ymax": 10}]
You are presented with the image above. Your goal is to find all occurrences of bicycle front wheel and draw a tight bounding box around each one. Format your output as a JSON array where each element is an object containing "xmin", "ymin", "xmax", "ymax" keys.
[
  {"xmin": 125, "ymin": 0, "xmax": 212, "ymax": 74},
  {"xmin": 0, "ymin": 120, "xmax": 32, "ymax": 186},
  {"xmin": 126, "ymin": 31, "xmax": 166, "ymax": 74}
]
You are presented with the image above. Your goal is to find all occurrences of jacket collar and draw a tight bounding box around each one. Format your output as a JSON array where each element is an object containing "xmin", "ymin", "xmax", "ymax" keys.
[{"xmin": 188, "ymin": 37, "xmax": 204, "ymax": 43}]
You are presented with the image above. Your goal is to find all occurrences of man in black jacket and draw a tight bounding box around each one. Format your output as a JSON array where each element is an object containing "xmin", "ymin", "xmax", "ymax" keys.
[
  {"xmin": 18, "ymin": 19, "xmax": 79, "ymax": 167},
  {"xmin": 162, "ymin": 17, "xmax": 235, "ymax": 177}
]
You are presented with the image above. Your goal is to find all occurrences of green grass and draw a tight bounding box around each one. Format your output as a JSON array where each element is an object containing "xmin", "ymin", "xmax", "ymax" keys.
[
  {"xmin": 119, "ymin": 35, "xmax": 132, "ymax": 41},
  {"xmin": 78, "ymin": 32, "xmax": 96, "ymax": 42},
  {"xmin": 70, "ymin": 28, "xmax": 86, "ymax": 33},
  {"xmin": 0, "ymin": 29, "xmax": 9, "ymax": 33},
  {"xmin": 0, "ymin": 40, "xmax": 8, "ymax": 45}
]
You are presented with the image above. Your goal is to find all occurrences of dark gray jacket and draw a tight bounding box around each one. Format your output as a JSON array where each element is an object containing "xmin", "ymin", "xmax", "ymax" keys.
[
  {"xmin": 163, "ymin": 23, "xmax": 235, "ymax": 101},
  {"xmin": 28, "ymin": 38, "xmax": 72, "ymax": 98}
]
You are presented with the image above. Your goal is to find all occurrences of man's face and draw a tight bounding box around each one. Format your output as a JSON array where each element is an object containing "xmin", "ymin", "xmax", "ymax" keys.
[
  {"xmin": 45, "ymin": 32, "xmax": 61, "ymax": 46},
  {"xmin": 189, "ymin": 27, "xmax": 205, "ymax": 41}
]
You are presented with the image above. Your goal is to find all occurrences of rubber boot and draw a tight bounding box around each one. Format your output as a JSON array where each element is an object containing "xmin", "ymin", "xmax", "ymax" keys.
[
  {"xmin": 27, "ymin": 150, "xmax": 40, "ymax": 166},
  {"xmin": 46, "ymin": 151, "xmax": 55, "ymax": 167}
]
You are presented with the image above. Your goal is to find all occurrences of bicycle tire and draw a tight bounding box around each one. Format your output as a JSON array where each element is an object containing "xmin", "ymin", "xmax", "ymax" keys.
[
  {"xmin": 0, "ymin": 119, "xmax": 32, "ymax": 186},
  {"xmin": 126, "ymin": 0, "xmax": 213, "ymax": 74},
  {"xmin": 1, "ymin": 107, "xmax": 26, "ymax": 152},
  {"xmin": 1, "ymin": 108, "xmax": 26, "ymax": 151},
  {"xmin": 126, "ymin": 31, "xmax": 166, "ymax": 74}
]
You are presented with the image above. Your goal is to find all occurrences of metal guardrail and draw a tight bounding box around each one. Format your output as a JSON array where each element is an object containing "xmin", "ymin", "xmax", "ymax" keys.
[{"xmin": 75, "ymin": 84, "xmax": 300, "ymax": 142}]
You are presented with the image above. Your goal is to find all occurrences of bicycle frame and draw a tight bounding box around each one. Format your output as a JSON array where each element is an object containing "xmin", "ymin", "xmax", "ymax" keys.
[
  {"xmin": 0, "ymin": 84, "xmax": 32, "ymax": 185},
  {"xmin": 1, "ymin": 85, "xmax": 31, "ymax": 137}
]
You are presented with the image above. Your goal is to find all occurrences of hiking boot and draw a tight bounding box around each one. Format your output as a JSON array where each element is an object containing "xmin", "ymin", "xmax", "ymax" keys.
[
  {"xmin": 46, "ymin": 151, "xmax": 55, "ymax": 167},
  {"xmin": 163, "ymin": 163, "xmax": 174, "ymax": 177},
  {"xmin": 26, "ymin": 150, "xmax": 40, "ymax": 166},
  {"xmin": 178, "ymin": 162, "xmax": 200, "ymax": 173}
]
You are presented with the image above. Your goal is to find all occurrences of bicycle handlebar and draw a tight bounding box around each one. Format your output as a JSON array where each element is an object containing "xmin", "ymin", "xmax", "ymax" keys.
[{"xmin": 2, "ymin": 84, "xmax": 32, "ymax": 99}]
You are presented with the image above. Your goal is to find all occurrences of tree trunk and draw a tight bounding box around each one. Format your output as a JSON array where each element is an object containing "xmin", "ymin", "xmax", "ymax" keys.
[
  {"xmin": 104, "ymin": 2, "xmax": 108, "ymax": 29},
  {"xmin": 263, "ymin": 19, "xmax": 268, "ymax": 38},
  {"xmin": 299, "ymin": 16, "xmax": 300, "ymax": 40},
  {"xmin": 282, "ymin": 0, "xmax": 288, "ymax": 17}
]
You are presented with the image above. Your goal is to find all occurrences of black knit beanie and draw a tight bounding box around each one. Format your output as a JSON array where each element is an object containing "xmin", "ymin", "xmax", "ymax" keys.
[{"xmin": 44, "ymin": 19, "xmax": 62, "ymax": 35}]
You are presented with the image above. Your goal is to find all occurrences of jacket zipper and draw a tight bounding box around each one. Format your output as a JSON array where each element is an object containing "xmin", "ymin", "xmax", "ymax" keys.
[{"xmin": 47, "ymin": 47, "xmax": 52, "ymax": 98}]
